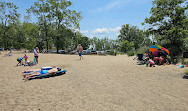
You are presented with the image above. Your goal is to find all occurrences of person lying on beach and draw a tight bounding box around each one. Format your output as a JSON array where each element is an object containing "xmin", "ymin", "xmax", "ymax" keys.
[{"xmin": 23, "ymin": 68, "xmax": 61, "ymax": 80}]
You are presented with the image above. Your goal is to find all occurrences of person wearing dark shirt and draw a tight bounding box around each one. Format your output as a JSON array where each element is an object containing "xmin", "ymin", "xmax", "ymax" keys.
[
  {"xmin": 148, "ymin": 52, "xmax": 154, "ymax": 59},
  {"xmin": 153, "ymin": 49, "xmax": 165, "ymax": 65}
]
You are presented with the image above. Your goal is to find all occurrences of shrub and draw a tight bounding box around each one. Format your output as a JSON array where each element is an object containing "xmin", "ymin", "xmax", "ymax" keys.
[
  {"xmin": 109, "ymin": 49, "xmax": 117, "ymax": 56},
  {"xmin": 135, "ymin": 46, "xmax": 148, "ymax": 54},
  {"xmin": 166, "ymin": 55, "xmax": 172, "ymax": 64},
  {"xmin": 127, "ymin": 50, "xmax": 135, "ymax": 56},
  {"xmin": 120, "ymin": 40, "xmax": 134, "ymax": 53}
]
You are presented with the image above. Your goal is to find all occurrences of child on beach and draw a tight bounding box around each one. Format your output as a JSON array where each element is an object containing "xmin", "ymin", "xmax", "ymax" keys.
[
  {"xmin": 146, "ymin": 57, "xmax": 155, "ymax": 67},
  {"xmin": 23, "ymin": 54, "xmax": 28, "ymax": 63},
  {"xmin": 17, "ymin": 57, "xmax": 23, "ymax": 66}
]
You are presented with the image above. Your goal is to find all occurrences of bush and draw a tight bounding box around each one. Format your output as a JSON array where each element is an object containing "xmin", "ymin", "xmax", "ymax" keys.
[
  {"xmin": 109, "ymin": 49, "xmax": 117, "ymax": 56},
  {"xmin": 127, "ymin": 50, "xmax": 135, "ymax": 56},
  {"xmin": 135, "ymin": 46, "xmax": 148, "ymax": 54},
  {"xmin": 120, "ymin": 40, "xmax": 134, "ymax": 53},
  {"xmin": 166, "ymin": 55, "xmax": 172, "ymax": 64}
]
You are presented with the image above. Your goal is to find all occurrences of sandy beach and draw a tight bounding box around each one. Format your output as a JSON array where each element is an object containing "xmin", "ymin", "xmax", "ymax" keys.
[{"xmin": 0, "ymin": 52, "xmax": 187, "ymax": 111}]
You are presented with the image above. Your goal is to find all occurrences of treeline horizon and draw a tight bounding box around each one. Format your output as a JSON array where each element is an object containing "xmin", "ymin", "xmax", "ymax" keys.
[{"xmin": 0, "ymin": 0, "xmax": 187, "ymax": 63}]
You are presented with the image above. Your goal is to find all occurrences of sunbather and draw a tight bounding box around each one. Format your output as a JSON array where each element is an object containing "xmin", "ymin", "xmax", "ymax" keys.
[{"xmin": 23, "ymin": 68, "xmax": 61, "ymax": 81}]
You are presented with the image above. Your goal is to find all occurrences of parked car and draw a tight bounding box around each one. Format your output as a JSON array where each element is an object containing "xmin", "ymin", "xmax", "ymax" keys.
[
  {"xmin": 90, "ymin": 50, "xmax": 97, "ymax": 54},
  {"xmin": 52, "ymin": 50, "xmax": 57, "ymax": 53},
  {"xmin": 59, "ymin": 50, "xmax": 68, "ymax": 54},
  {"xmin": 97, "ymin": 51, "xmax": 105, "ymax": 55},
  {"xmin": 69, "ymin": 50, "xmax": 77, "ymax": 54},
  {"xmin": 105, "ymin": 50, "xmax": 111, "ymax": 54},
  {"xmin": 82, "ymin": 50, "xmax": 87, "ymax": 55}
]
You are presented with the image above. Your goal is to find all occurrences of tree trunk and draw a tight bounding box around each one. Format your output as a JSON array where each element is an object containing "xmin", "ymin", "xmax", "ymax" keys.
[
  {"xmin": 44, "ymin": 19, "xmax": 49, "ymax": 51},
  {"xmin": 56, "ymin": 45, "xmax": 59, "ymax": 53}
]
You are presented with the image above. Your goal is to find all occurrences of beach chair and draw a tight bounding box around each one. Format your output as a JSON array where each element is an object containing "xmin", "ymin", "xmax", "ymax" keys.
[{"xmin": 137, "ymin": 54, "xmax": 145, "ymax": 65}]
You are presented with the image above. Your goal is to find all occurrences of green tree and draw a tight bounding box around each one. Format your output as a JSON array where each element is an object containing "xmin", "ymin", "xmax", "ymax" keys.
[
  {"xmin": 143, "ymin": 0, "xmax": 188, "ymax": 62},
  {"xmin": 23, "ymin": 23, "xmax": 39, "ymax": 50},
  {"xmin": 74, "ymin": 32, "xmax": 89, "ymax": 50},
  {"xmin": 48, "ymin": 0, "xmax": 82, "ymax": 52},
  {"xmin": 28, "ymin": 0, "xmax": 53, "ymax": 50},
  {"xmin": 118, "ymin": 24, "xmax": 145, "ymax": 50},
  {"xmin": 0, "ymin": 1, "xmax": 20, "ymax": 49},
  {"xmin": 120, "ymin": 40, "xmax": 134, "ymax": 53}
]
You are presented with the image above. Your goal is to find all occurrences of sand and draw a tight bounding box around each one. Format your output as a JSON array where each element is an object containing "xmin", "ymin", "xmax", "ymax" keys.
[{"xmin": 0, "ymin": 52, "xmax": 187, "ymax": 111}]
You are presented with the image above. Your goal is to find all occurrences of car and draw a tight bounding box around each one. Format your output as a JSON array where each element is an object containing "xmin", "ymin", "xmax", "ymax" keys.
[
  {"xmin": 90, "ymin": 50, "xmax": 97, "ymax": 54},
  {"xmin": 59, "ymin": 50, "xmax": 68, "ymax": 54},
  {"xmin": 97, "ymin": 51, "xmax": 105, "ymax": 55},
  {"xmin": 69, "ymin": 50, "xmax": 77, "ymax": 54},
  {"xmin": 105, "ymin": 50, "xmax": 111, "ymax": 54},
  {"xmin": 52, "ymin": 50, "xmax": 57, "ymax": 53},
  {"xmin": 82, "ymin": 50, "xmax": 87, "ymax": 55}
]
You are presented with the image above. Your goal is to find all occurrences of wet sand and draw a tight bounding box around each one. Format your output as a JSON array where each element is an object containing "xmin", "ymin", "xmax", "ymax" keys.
[{"xmin": 0, "ymin": 52, "xmax": 187, "ymax": 111}]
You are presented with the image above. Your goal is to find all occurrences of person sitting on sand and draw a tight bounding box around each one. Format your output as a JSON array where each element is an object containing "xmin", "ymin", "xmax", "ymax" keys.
[
  {"xmin": 17, "ymin": 57, "xmax": 23, "ymax": 66},
  {"xmin": 4, "ymin": 49, "xmax": 12, "ymax": 56},
  {"xmin": 143, "ymin": 51, "xmax": 149, "ymax": 60},
  {"xmin": 148, "ymin": 52, "xmax": 154, "ymax": 60},
  {"xmin": 23, "ymin": 68, "xmax": 61, "ymax": 80},
  {"xmin": 153, "ymin": 49, "xmax": 166, "ymax": 65},
  {"xmin": 146, "ymin": 57, "xmax": 155, "ymax": 67}
]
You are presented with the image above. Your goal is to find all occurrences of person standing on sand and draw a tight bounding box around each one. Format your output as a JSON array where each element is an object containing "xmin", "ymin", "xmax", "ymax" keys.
[
  {"xmin": 77, "ymin": 44, "xmax": 83, "ymax": 60},
  {"xmin": 34, "ymin": 47, "xmax": 39, "ymax": 64}
]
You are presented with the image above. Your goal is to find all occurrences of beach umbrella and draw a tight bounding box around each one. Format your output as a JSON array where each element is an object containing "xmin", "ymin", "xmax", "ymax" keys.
[
  {"xmin": 149, "ymin": 45, "xmax": 169, "ymax": 56},
  {"xmin": 161, "ymin": 47, "xmax": 169, "ymax": 55}
]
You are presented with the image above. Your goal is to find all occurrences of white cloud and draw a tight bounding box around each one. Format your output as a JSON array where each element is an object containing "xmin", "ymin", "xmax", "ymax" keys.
[
  {"xmin": 110, "ymin": 27, "xmax": 121, "ymax": 32},
  {"xmin": 80, "ymin": 30, "xmax": 89, "ymax": 33},
  {"xmin": 92, "ymin": 27, "xmax": 121, "ymax": 34},
  {"xmin": 92, "ymin": 28, "xmax": 109, "ymax": 34}
]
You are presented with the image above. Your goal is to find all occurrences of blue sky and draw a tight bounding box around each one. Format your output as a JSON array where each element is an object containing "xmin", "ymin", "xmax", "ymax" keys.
[{"xmin": 2, "ymin": 0, "xmax": 153, "ymax": 39}]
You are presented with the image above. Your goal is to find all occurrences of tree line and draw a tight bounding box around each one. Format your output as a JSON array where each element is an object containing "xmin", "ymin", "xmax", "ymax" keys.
[
  {"xmin": 0, "ymin": 0, "xmax": 83, "ymax": 53},
  {"xmin": 0, "ymin": 0, "xmax": 187, "ymax": 63}
]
